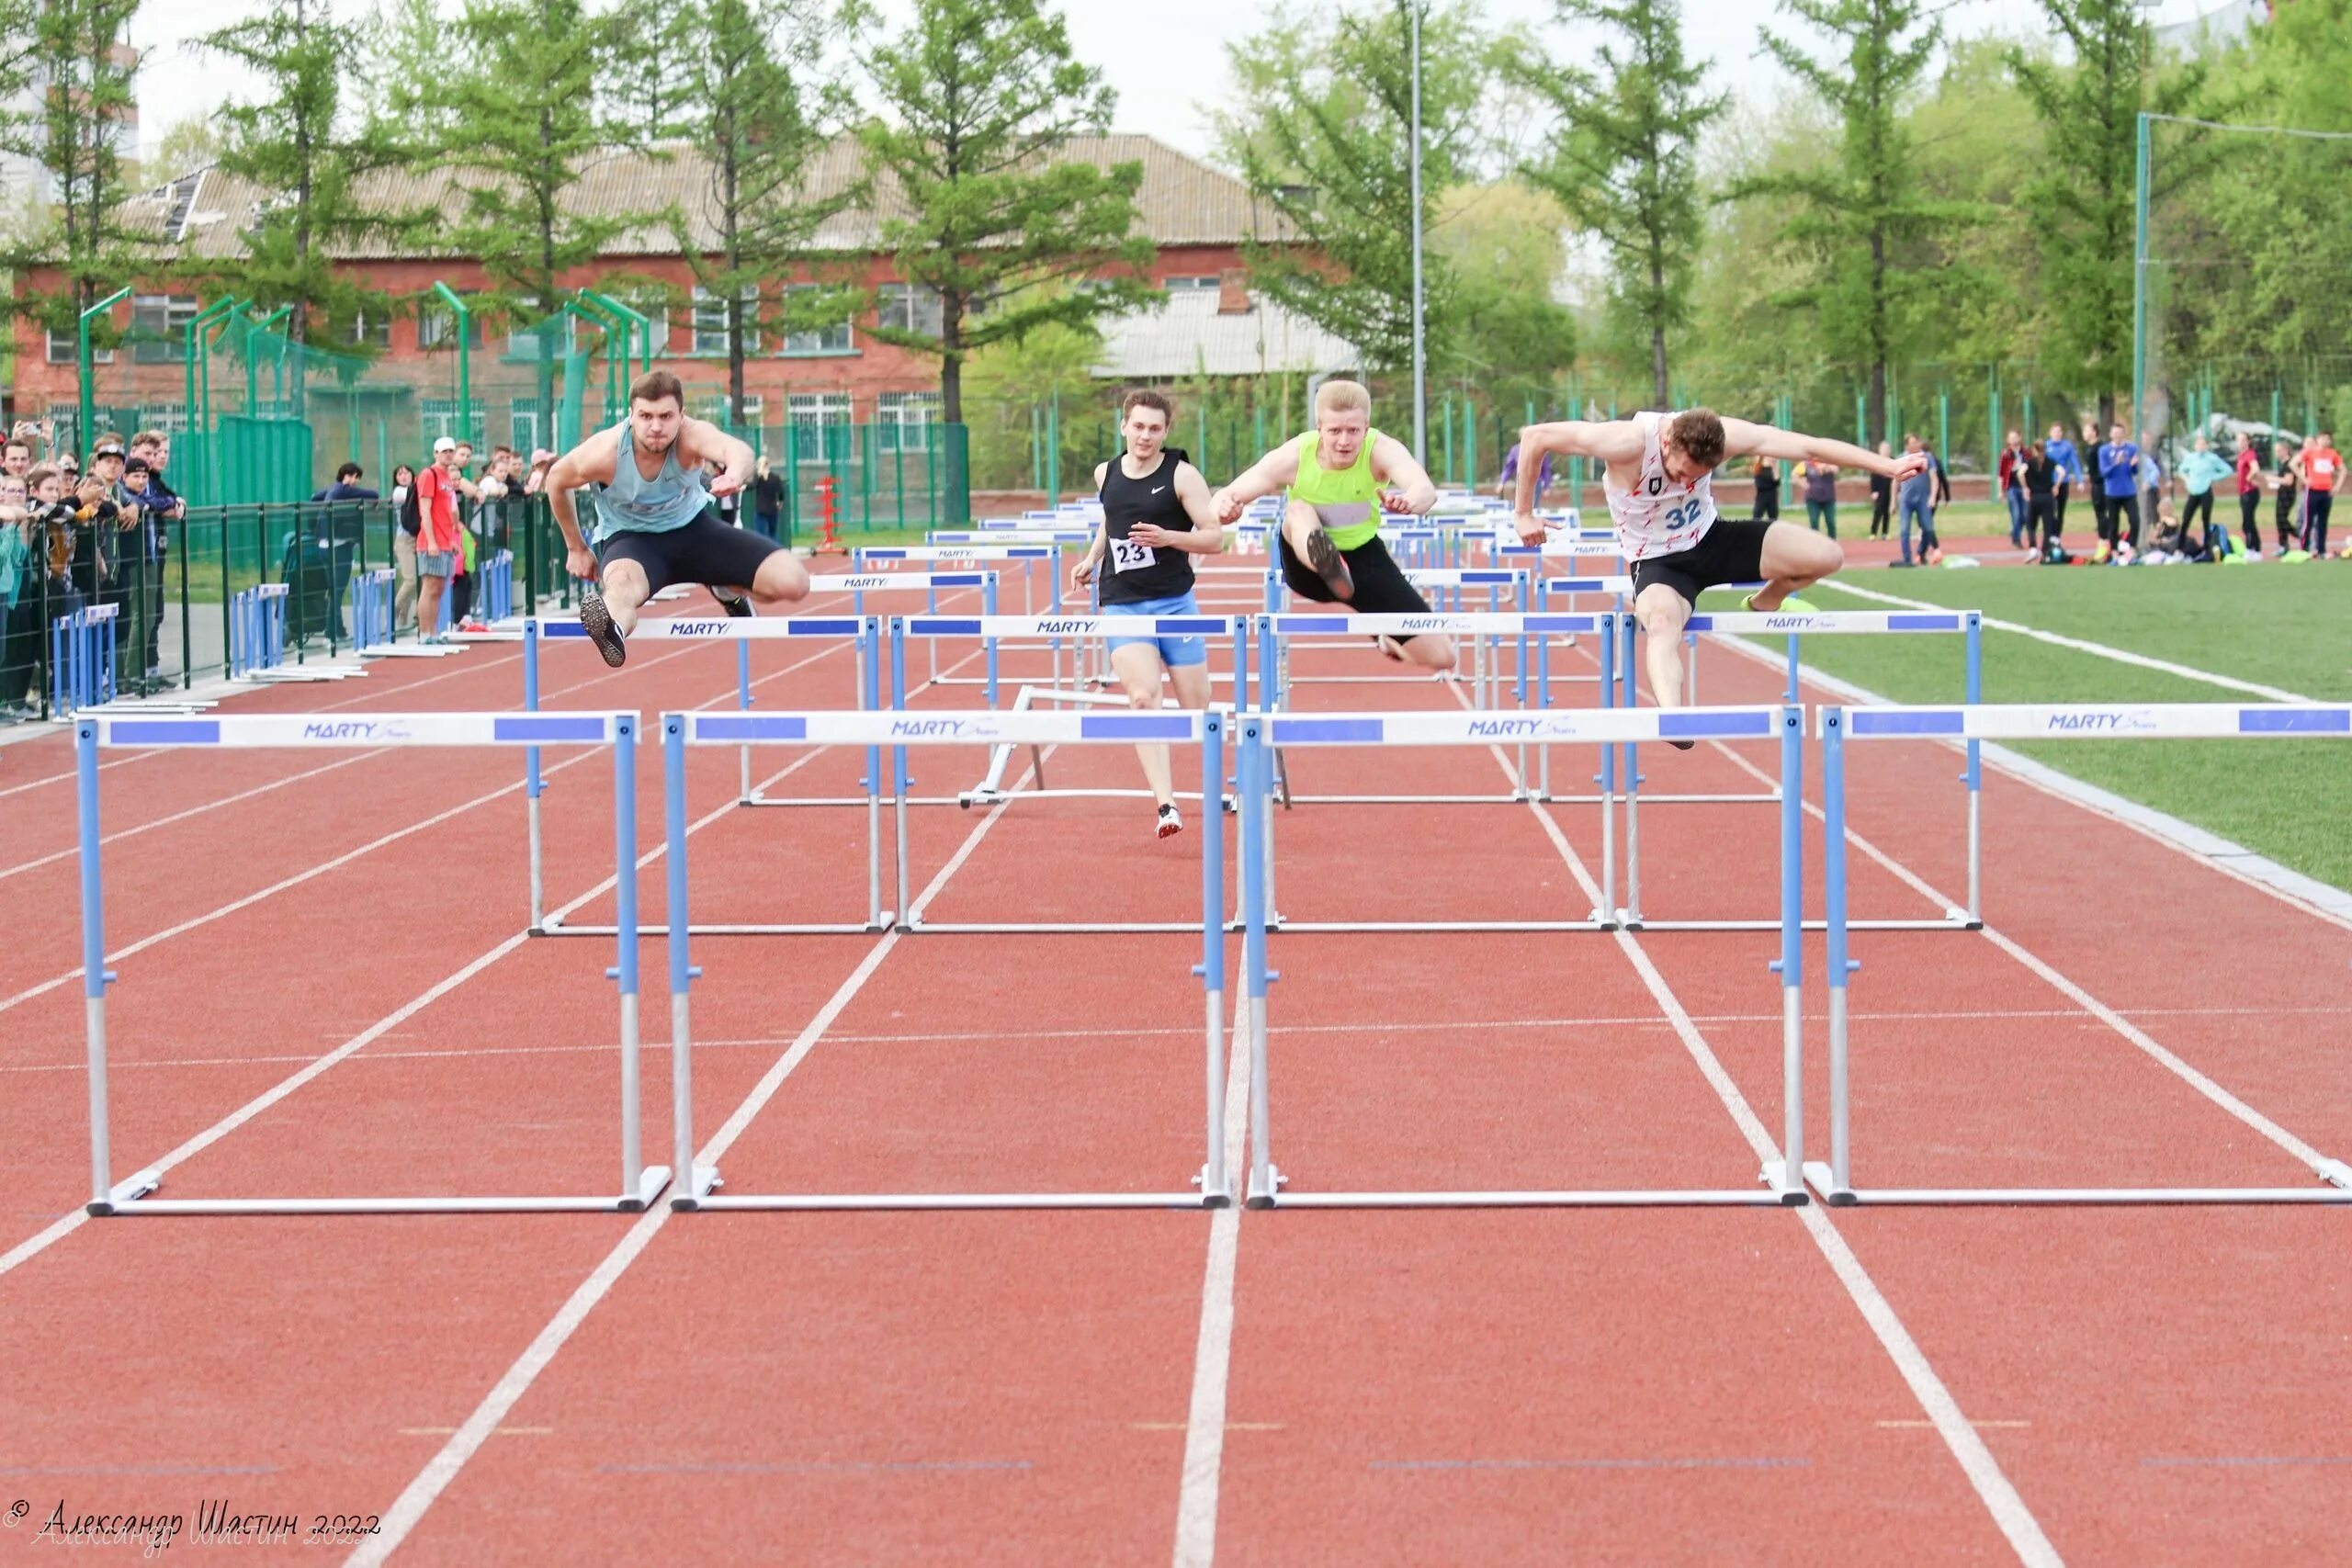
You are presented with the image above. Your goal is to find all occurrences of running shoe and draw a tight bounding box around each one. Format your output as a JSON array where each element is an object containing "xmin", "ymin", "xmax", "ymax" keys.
[
  {"xmin": 1302, "ymin": 526, "xmax": 1353, "ymax": 600},
  {"xmin": 1156, "ymin": 803, "xmax": 1184, "ymax": 840},
  {"xmin": 579, "ymin": 582, "xmax": 628, "ymax": 668},
  {"xmin": 1741, "ymin": 592, "xmax": 1816, "ymax": 615},
  {"xmin": 710, "ymin": 586, "xmax": 753, "ymax": 617}
]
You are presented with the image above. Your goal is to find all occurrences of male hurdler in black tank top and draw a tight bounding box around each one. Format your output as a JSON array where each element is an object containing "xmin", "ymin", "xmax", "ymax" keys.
[{"xmin": 1097, "ymin": 452, "xmax": 1198, "ymax": 604}]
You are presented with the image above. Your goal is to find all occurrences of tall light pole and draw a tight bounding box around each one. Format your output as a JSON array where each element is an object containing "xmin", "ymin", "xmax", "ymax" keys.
[{"xmin": 1408, "ymin": 0, "xmax": 1427, "ymax": 458}]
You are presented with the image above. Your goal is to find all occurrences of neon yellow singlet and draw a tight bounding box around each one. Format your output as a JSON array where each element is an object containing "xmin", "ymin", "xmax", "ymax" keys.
[{"xmin": 1287, "ymin": 428, "xmax": 1385, "ymax": 551}]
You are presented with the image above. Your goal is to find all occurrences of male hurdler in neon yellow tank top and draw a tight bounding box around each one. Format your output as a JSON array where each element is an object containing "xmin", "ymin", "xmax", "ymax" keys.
[{"xmin": 1288, "ymin": 427, "xmax": 1387, "ymax": 551}]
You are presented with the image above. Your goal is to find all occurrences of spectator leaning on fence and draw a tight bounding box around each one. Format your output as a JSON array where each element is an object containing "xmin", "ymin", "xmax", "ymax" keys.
[
  {"xmin": 127, "ymin": 432, "xmax": 181, "ymax": 681},
  {"xmin": 313, "ymin": 460, "xmax": 379, "ymax": 505},
  {"xmin": 388, "ymin": 465, "xmax": 421, "ymax": 629},
  {"xmin": 0, "ymin": 472, "xmax": 31, "ymax": 719}
]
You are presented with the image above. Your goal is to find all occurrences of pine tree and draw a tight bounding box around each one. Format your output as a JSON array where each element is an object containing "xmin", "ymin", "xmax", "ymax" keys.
[
  {"xmin": 2009, "ymin": 0, "xmax": 2208, "ymax": 424},
  {"xmin": 1734, "ymin": 0, "xmax": 1982, "ymax": 444},
  {"xmin": 1516, "ymin": 0, "xmax": 1723, "ymax": 408},
  {"xmin": 1216, "ymin": 0, "xmax": 1499, "ymax": 376},
  {"xmin": 601, "ymin": 0, "xmax": 707, "ymax": 144},
  {"xmin": 858, "ymin": 0, "xmax": 1155, "ymax": 425},
  {"xmin": 429, "ymin": 0, "xmax": 635, "ymax": 325},
  {"xmin": 197, "ymin": 0, "xmax": 404, "ymax": 351},
  {"xmin": 684, "ymin": 0, "xmax": 857, "ymax": 432}
]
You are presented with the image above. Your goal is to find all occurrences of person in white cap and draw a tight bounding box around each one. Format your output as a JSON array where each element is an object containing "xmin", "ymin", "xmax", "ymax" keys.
[{"xmin": 413, "ymin": 435, "xmax": 469, "ymax": 642}]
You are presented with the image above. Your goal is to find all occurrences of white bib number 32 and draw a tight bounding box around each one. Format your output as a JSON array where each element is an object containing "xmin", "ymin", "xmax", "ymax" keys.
[{"xmin": 1110, "ymin": 536, "xmax": 1157, "ymax": 573}]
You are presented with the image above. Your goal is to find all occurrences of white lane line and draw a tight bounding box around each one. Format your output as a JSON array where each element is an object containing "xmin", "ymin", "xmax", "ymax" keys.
[
  {"xmin": 1171, "ymin": 989, "xmax": 1249, "ymax": 1568},
  {"xmin": 1702, "ymin": 735, "xmax": 2338, "ymax": 1175},
  {"xmin": 0, "ymin": 628, "xmax": 923, "ymax": 1277},
  {"xmin": 0, "ymin": 753, "xmax": 379, "ymax": 884},
  {"xmin": 0, "ymin": 750, "xmax": 159, "ymax": 800},
  {"xmin": 1816, "ymin": 578, "xmax": 2309, "ymax": 702},
  {"xmin": 1464, "ymin": 689, "xmax": 2064, "ymax": 1564},
  {"xmin": 349, "ymin": 755, "xmax": 1042, "ymax": 1568}
]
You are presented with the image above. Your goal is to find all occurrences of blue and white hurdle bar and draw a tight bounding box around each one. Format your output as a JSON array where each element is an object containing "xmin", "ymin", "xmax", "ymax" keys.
[
  {"xmin": 1254, "ymin": 612, "xmax": 1604, "ymax": 818},
  {"xmin": 853, "ymin": 542, "xmax": 1061, "ymax": 624},
  {"xmin": 1233, "ymin": 704, "xmax": 1810, "ymax": 1207},
  {"xmin": 1257, "ymin": 569, "xmax": 1534, "ymax": 708},
  {"xmin": 227, "ymin": 581, "xmax": 288, "ymax": 679},
  {"xmin": 1607, "ymin": 609, "xmax": 1984, "ymax": 933},
  {"xmin": 813, "ymin": 568, "xmax": 1001, "ymax": 694},
  {"xmin": 660, "ymin": 707, "xmax": 1234, "ymax": 1209},
  {"xmin": 1808, "ymin": 703, "xmax": 2352, "ymax": 1208},
  {"xmin": 884, "ymin": 611, "xmax": 1250, "ymax": 869},
  {"xmin": 520, "ymin": 614, "xmax": 890, "ymax": 937},
  {"xmin": 48, "ymin": 602, "xmax": 118, "ymax": 715},
  {"xmin": 74, "ymin": 709, "xmax": 673, "ymax": 1215}
]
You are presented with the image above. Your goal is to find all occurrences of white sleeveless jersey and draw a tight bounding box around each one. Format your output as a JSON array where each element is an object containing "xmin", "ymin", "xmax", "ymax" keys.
[{"xmin": 1604, "ymin": 412, "xmax": 1719, "ymax": 561}]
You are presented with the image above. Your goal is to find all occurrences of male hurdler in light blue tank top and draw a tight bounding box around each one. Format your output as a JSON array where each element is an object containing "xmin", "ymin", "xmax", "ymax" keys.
[{"xmin": 542, "ymin": 370, "xmax": 806, "ymax": 668}]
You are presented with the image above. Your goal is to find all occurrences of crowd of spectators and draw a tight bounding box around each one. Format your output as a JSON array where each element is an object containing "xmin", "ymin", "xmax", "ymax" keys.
[{"xmin": 0, "ymin": 423, "xmax": 186, "ymax": 721}]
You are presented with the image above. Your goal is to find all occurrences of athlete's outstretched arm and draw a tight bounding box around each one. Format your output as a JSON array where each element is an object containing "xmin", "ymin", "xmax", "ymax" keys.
[
  {"xmin": 1368, "ymin": 434, "xmax": 1438, "ymax": 514},
  {"xmin": 544, "ymin": 427, "xmax": 620, "ymax": 572},
  {"xmin": 1207, "ymin": 443, "xmax": 1302, "ymax": 524},
  {"xmin": 1722, "ymin": 419, "xmax": 1920, "ymax": 480},
  {"xmin": 1511, "ymin": 420, "xmax": 1642, "ymax": 537},
  {"xmin": 679, "ymin": 418, "xmax": 756, "ymax": 497}
]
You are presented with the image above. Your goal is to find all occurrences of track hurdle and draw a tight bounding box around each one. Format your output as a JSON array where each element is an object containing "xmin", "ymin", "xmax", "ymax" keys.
[
  {"xmin": 1607, "ymin": 609, "xmax": 1983, "ymax": 931},
  {"xmin": 227, "ymin": 582, "xmax": 288, "ymax": 679},
  {"xmin": 481, "ymin": 547, "xmax": 514, "ymax": 621},
  {"xmin": 48, "ymin": 603, "xmax": 118, "ymax": 714},
  {"xmin": 350, "ymin": 568, "xmax": 396, "ymax": 651},
  {"xmin": 520, "ymin": 614, "xmax": 889, "ymax": 936},
  {"xmin": 1807, "ymin": 702, "xmax": 2352, "ymax": 1207},
  {"xmin": 660, "ymin": 707, "xmax": 1234, "ymax": 1209},
  {"xmin": 811, "ymin": 569, "xmax": 1001, "ymax": 694},
  {"xmin": 74, "ymin": 709, "xmax": 672, "ymax": 1215},
  {"xmin": 1231, "ymin": 704, "xmax": 1810, "ymax": 1207},
  {"xmin": 854, "ymin": 544, "xmax": 1058, "ymax": 616},
  {"xmin": 890, "ymin": 612, "xmax": 1249, "ymax": 817},
  {"xmin": 1258, "ymin": 570, "xmax": 1533, "ymax": 708}
]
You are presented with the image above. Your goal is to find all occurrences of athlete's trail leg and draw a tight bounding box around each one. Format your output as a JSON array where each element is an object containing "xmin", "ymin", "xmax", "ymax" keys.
[
  {"xmin": 1750, "ymin": 520, "xmax": 1844, "ymax": 610},
  {"xmin": 1634, "ymin": 584, "xmax": 1692, "ymax": 710},
  {"xmin": 1379, "ymin": 633, "xmax": 1456, "ymax": 671},
  {"xmin": 600, "ymin": 558, "xmax": 652, "ymax": 637}
]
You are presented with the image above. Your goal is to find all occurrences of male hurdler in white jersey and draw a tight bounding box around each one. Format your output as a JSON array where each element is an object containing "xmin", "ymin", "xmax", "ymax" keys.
[{"xmin": 1510, "ymin": 409, "xmax": 1923, "ymax": 742}]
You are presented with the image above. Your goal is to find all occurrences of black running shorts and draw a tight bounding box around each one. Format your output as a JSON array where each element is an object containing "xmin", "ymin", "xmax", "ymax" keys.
[
  {"xmin": 1276, "ymin": 531, "xmax": 1436, "ymax": 639},
  {"xmin": 596, "ymin": 506, "xmax": 784, "ymax": 597},
  {"xmin": 1630, "ymin": 517, "xmax": 1772, "ymax": 608}
]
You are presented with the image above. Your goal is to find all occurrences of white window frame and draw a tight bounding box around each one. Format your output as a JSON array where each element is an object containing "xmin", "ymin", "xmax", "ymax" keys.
[
  {"xmin": 136, "ymin": 400, "xmax": 190, "ymax": 435},
  {"xmin": 418, "ymin": 299, "xmax": 481, "ymax": 351},
  {"xmin": 346, "ymin": 309, "xmax": 393, "ymax": 351},
  {"xmin": 695, "ymin": 393, "xmax": 765, "ymax": 431},
  {"xmin": 876, "ymin": 283, "xmax": 944, "ymax": 340},
  {"xmin": 421, "ymin": 397, "xmax": 487, "ymax": 446},
  {"xmin": 130, "ymin": 293, "xmax": 200, "ymax": 364},
  {"xmin": 783, "ymin": 285, "xmax": 854, "ymax": 355},
  {"xmin": 1162, "ymin": 276, "xmax": 1221, "ymax": 291},
  {"xmin": 875, "ymin": 390, "xmax": 941, "ymax": 453},
  {"xmin": 692, "ymin": 287, "xmax": 761, "ymax": 356},
  {"xmin": 49, "ymin": 328, "xmax": 111, "ymax": 365}
]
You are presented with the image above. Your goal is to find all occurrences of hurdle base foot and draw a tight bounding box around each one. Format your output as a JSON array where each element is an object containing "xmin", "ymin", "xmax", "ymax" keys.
[
  {"xmin": 1615, "ymin": 908, "xmax": 1645, "ymax": 931},
  {"xmin": 1758, "ymin": 1160, "xmax": 1809, "ymax": 1205},
  {"xmin": 1801, "ymin": 1161, "xmax": 1858, "ymax": 1206},
  {"xmin": 616, "ymin": 1165, "xmax": 673, "ymax": 1213},
  {"xmin": 669, "ymin": 1165, "xmax": 724, "ymax": 1211},
  {"xmin": 1193, "ymin": 1166, "xmax": 1235, "ymax": 1210},
  {"xmin": 1244, "ymin": 1163, "xmax": 1286, "ymax": 1210},
  {"xmin": 87, "ymin": 1168, "xmax": 162, "ymax": 1216},
  {"xmin": 2316, "ymin": 1159, "xmax": 2352, "ymax": 1191}
]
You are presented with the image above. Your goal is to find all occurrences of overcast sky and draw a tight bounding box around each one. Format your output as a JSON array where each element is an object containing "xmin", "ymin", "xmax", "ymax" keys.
[{"xmin": 136, "ymin": 0, "xmax": 2228, "ymax": 171}]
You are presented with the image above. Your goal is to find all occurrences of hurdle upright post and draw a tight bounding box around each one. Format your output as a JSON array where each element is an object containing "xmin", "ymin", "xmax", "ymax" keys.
[
  {"xmin": 1813, "ymin": 707, "xmax": 1854, "ymax": 1201},
  {"xmin": 1768, "ymin": 705, "xmax": 1804, "ymax": 1201},
  {"xmin": 737, "ymin": 640, "xmax": 753, "ymax": 803},
  {"xmin": 1198, "ymin": 712, "xmax": 1230, "ymax": 1206},
  {"xmin": 76, "ymin": 719, "xmax": 156, "ymax": 1215},
  {"xmin": 1240, "ymin": 715, "xmax": 1282, "ymax": 1206},
  {"xmin": 608, "ymin": 715, "xmax": 664, "ymax": 1210},
  {"xmin": 889, "ymin": 616, "xmax": 913, "ymax": 926},
  {"xmin": 1964, "ymin": 612, "xmax": 1983, "ymax": 926},
  {"xmin": 662, "ymin": 715, "xmax": 716, "ymax": 1208},
  {"xmin": 523, "ymin": 618, "xmax": 547, "ymax": 931}
]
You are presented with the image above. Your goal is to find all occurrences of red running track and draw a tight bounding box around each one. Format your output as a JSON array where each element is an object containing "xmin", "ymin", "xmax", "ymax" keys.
[{"xmin": 0, "ymin": 594, "xmax": 2348, "ymax": 1564}]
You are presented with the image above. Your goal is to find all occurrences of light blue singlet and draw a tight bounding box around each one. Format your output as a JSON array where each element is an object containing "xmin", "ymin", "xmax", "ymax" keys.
[{"xmin": 594, "ymin": 421, "xmax": 709, "ymax": 540}]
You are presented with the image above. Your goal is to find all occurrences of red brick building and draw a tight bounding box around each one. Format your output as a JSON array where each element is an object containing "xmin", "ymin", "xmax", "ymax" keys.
[{"xmin": 13, "ymin": 134, "xmax": 1299, "ymax": 467}]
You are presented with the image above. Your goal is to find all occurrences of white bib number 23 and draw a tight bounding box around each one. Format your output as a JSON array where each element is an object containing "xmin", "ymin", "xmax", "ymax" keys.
[{"xmin": 1110, "ymin": 536, "xmax": 1157, "ymax": 573}]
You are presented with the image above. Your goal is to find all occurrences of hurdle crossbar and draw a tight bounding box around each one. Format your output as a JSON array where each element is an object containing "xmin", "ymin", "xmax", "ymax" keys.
[
  {"xmin": 1235, "ymin": 705, "xmax": 1810, "ymax": 1208},
  {"xmin": 1605, "ymin": 609, "xmax": 1984, "ymax": 934},
  {"xmin": 661, "ymin": 707, "xmax": 1234, "ymax": 1211},
  {"xmin": 75, "ymin": 710, "xmax": 670, "ymax": 1215},
  {"xmin": 1807, "ymin": 702, "xmax": 2352, "ymax": 1207},
  {"xmin": 520, "ymin": 615, "xmax": 890, "ymax": 936}
]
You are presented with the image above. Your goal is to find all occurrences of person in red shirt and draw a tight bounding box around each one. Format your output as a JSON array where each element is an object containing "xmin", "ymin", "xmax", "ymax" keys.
[
  {"xmin": 413, "ymin": 436, "xmax": 471, "ymax": 641},
  {"xmin": 2233, "ymin": 434, "xmax": 2266, "ymax": 555},
  {"xmin": 2292, "ymin": 433, "xmax": 2339, "ymax": 556}
]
